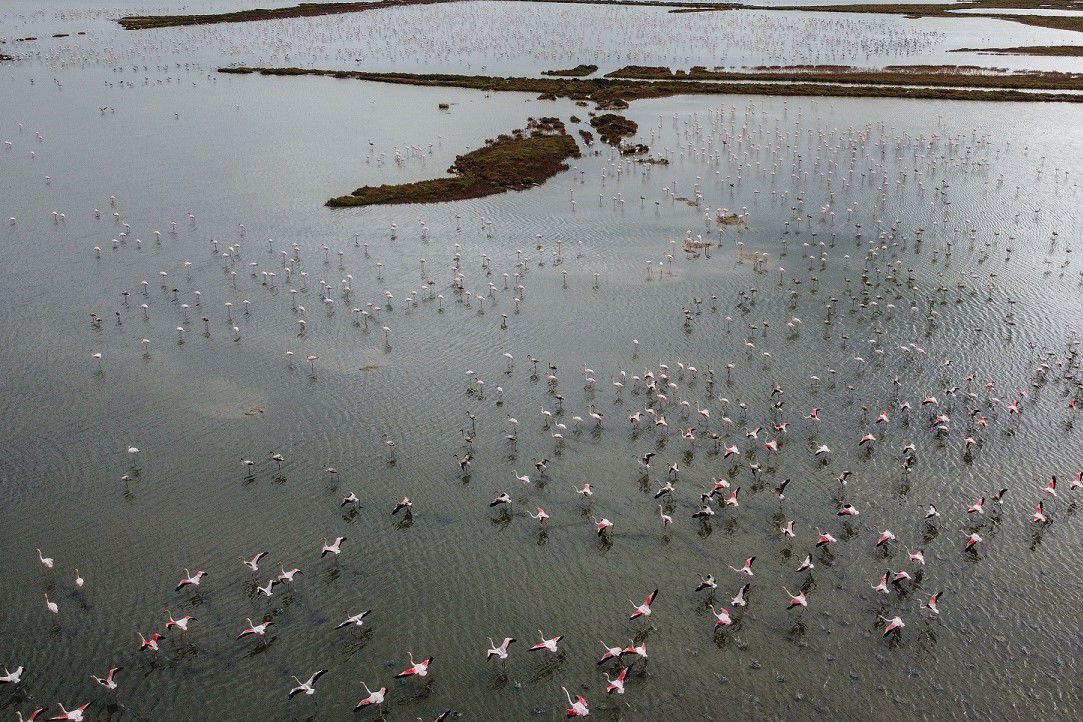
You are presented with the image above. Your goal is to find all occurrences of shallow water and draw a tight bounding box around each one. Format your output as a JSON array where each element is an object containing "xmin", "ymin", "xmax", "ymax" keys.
[{"xmin": 2, "ymin": 2, "xmax": 1083, "ymax": 721}]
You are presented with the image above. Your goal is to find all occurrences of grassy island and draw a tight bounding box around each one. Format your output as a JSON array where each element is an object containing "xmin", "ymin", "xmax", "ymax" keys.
[
  {"xmin": 589, "ymin": 113, "xmax": 638, "ymax": 145},
  {"xmin": 325, "ymin": 117, "xmax": 580, "ymax": 206},
  {"xmin": 950, "ymin": 45, "xmax": 1083, "ymax": 57},
  {"xmin": 542, "ymin": 64, "xmax": 599, "ymax": 77},
  {"xmin": 219, "ymin": 66, "xmax": 1083, "ymax": 104}
]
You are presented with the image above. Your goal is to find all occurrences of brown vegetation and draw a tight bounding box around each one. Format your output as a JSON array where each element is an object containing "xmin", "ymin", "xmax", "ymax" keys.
[
  {"xmin": 589, "ymin": 113, "xmax": 639, "ymax": 145},
  {"xmin": 219, "ymin": 65, "xmax": 1083, "ymax": 104},
  {"xmin": 542, "ymin": 64, "xmax": 599, "ymax": 77},
  {"xmin": 326, "ymin": 117, "xmax": 580, "ymax": 206},
  {"xmin": 950, "ymin": 45, "xmax": 1083, "ymax": 57}
]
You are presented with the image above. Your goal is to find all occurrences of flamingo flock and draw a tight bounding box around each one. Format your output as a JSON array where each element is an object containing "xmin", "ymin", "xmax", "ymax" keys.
[{"xmin": 2, "ymin": 4, "xmax": 1083, "ymax": 718}]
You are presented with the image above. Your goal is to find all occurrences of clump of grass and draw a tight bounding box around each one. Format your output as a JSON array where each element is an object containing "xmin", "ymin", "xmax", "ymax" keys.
[
  {"xmin": 327, "ymin": 117, "xmax": 581, "ymax": 207},
  {"xmin": 589, "ymin": 113, "xmax": 638, "ymax": 145},
  {"xmin": 542, "ymin": 64, "xmax": 599, "ymax": 78}
]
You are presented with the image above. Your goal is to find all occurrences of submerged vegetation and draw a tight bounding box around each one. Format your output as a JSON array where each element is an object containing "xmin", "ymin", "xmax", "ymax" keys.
[
  {"xmin": 219, "ymin": 66, "xmax": 1083, "ymax": 104},
  {"xmin": 740, "ymin": 1, "xmax": 1083, "ymax": 34},
  {"xmin": 118, "ymin": 0, "xmax": 445, "ymax": 30},
  {"xmin": 325, "ymin": 117, "xmax": 580, "ymax": 206},
  {"xmin": 119, "ymin": 0, "xmax": 1083, "ymax": 34},
  {"xmin": 542, "ymin": 64, "xmax": 599, "ymax": 77},
  {"xmin": 119, "ymin": 0, "xmax": 737, "ymax": 30},
  {"xmin": 606, "ymin": 64, "xmax": 1083, "ymax": 91}
]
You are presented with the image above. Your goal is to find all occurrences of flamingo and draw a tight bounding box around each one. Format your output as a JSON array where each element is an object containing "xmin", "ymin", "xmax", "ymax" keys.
[
  {"xmin": 36, "ymin": 549, "xmax": 53, "ymax": 569},
  {"xmin": 694, "ymin": 574, "xmax": 716, "ymax": 592},
  {"xmin": 237, "ymin": 618, "xmax": 274, "ymax": 639},
  {"xmin": 0, "ymin": 666, "xmax": 24, "ymax": 684},
  {"xmin": 784, "ymin": 588, "xmax": 808, "ymax": 609},
  {"xmin": 879, "ymin": 615, "xmax": 905, "ymax": 636},
  {"xmin": 395, "ymin": 653, "xmax": 433, "ymax": 677},
  {"xmin": 597, "ymin": 641, "xmax": 623, "ymax": 665},
  {"xmin": 355, "ymin": 682, "xmax": 387, "ymax": 710},
  {"xmin": 165, "ymin": 611, "xmax": 195, "ymax": 631},
  {"xmin": 139, "ymin": 632, "xmax": 163, "ymax": 652},
  {"xmin": 485, "ymin": 637, "xmax": 515, "ymax": 661},
  {"xmin": 629, "ymin": 589, "xmax": 658, "ymax": 619},
  {"xmin": 964, "ymin": 532, "xmax": 983, "ymax": 551},
  {"xmin": 288, "ymin": 670, "xmax": 327, "ymax": 699},
  {"xmin": 243, "ymin": 552, "xmax": 268, "ymax": 572},
  {"xmin": 48, "ymin": 704, "xmax": 90, "ymax": 721},
  {"xmin": 604, "ymin": 665, "xmax": 631, "ymax": 695},
  {"xmin": 321, "ymin": 537, "xmax": 346, "ymax": 557},
  {"xmin": 175, "ymin": 569, "xmax": 208, "ymax": 591},
  {"xmin": 730, "ymin": 557, "xmax": 755, "ymax": 576},
  {"xmin": 529, "ymin": 631, "xmax": 563, "ymax": 654},
  {"xmin": 336, "ymin": 610, "xmax": 371, "ymax": 629},
  {"xmin": 91, "ymin": 667, "xmax": 123, "ymax": 690},
  {"xmin": 562, "ymin": 687, "xmax": 590, "ymax": 717}
]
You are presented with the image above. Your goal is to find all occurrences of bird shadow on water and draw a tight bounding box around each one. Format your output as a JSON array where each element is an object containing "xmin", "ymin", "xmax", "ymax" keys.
[
  {"xmin": 488, "ymin": 671, "xmax": 510, "ymax": 690},
  {"xmin": 394, "ymin": 678, "xmax": 435, "ymax": 704},
  {"xmin": 528, "ymin": 653, "xmax": 566, "ymax": 683},
  {"xmin": 339, "ymin": 629, "xmax": 373, "ymax": 661},
  {"xmin": 246, "ymin": 635, "xmax": 278, "ymax": 658}
]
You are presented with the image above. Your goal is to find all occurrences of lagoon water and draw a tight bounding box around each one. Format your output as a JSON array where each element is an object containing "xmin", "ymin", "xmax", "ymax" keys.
[{"xmin": 1, "ymin": 2, "xmax": 1083, "ymax": 721}]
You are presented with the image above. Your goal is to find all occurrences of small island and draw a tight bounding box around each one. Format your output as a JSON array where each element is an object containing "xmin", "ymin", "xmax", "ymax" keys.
[
  {"xmin": 589, "ymin": 113, "xmax": 638, "ymax": 146},
  {"xmin": 542, "ymin": 64, "xmax": 599, "ymax": 78},
  {"xmin": 951, "ymin": 45, "xmax": 1083, "ymax": 57},
  {"xmin": 326, "ymin": 117, "xmax": 580, "ymax": 207}
]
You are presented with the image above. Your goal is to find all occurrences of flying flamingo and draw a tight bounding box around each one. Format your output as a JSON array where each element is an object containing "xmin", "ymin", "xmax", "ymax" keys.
[
  {"xmin": 395, "ymin": 653, "xmax": 433, "ymax": 678},
  {"xmin": 486, "ymin": 637, "xmax": 515, "ymax": 662},
  {"xmin": 355, "ymin": 682, "xmax": 386, "ymax": 710},
  {"xmin": 91, "ymin": 667, "xmax": 123, "ymax": 690},
  {"xmin": 605, "ymin": 665, "xmax": 631, "ymax": 695},
  {"xmin": 784, "ymin": 588, "xmax": 808, "ymax": 609},
  {"xmin": 48, "ymin": 704, "xmax": 90, "ymax": 721},
  {"xmin": 562, "ymin": 687, "xmax": 590, "ymax": 717},
  {"xmin": 530, "ymin": 631, "xmax": 563, "ymax": 654},
  {"xmin": 629, "ymin": 589, "xmax": 658, "ymax": 619}
]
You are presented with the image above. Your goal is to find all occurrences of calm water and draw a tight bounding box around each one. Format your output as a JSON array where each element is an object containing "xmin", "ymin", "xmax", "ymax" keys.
[{"xmin": 1, "ymin": 2, "xmax": 1083, "ymax": 721}]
